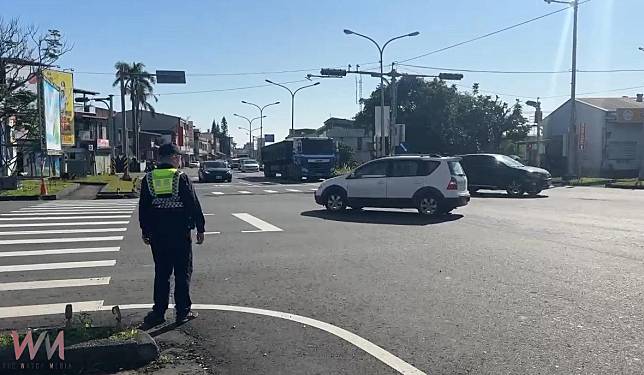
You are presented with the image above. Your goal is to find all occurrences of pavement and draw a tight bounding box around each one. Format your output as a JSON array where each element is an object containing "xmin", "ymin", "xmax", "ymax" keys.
[{"xmin": 1, "ymin": 168, "xmax": 644, "ymax": 374}]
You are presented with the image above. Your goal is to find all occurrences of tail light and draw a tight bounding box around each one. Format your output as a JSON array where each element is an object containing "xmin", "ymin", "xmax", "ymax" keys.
[{"xmin": 447, "ymin": 177, "xmax": 458, "ymax": 190}]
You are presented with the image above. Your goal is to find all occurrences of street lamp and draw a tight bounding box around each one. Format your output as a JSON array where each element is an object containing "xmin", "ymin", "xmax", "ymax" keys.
[
  {"xmin": 344, "ymin": 29, "xmax": 419, "ymax": 156},
  {"xmin": 241, "ymin": 100, "xmax": 280, "ymax": 162},
  {"xmin": 545, "ymin": 0, "xmax": 579, "ymax": 178},
  {"xmin": 265, "ymin": 80, "xmax": 319, "ymax": 134},
  {"xmin": 234, "ymin": 114, "xmax": 265, "ymax": 158},
  {"xmin": 526, "ymin": 99, "xmax": 543, "ymax": 167}
]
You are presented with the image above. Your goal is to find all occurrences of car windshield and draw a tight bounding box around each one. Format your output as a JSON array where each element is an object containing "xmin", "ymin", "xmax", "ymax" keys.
[
  {"xmin": 496, "ymin": 155, "xmax": 525, "ymax": 167},
  {"xmin": 243, "ymin": 159, "xmax": 258, "ymax": 164},
  {"xmin": 203, "ymin": 161, "xmax": 227, "ymax": 168}
]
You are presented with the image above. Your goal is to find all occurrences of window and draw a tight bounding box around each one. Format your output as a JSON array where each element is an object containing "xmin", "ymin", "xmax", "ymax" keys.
[
  {"xmin": 448, "ymin": 161, "xmax": 465, "ymax": 176},
  {"xmin": 353, "ymin": 161, "xmax": 388, "ymax": 178},
  {"xmin": 419, "ymin": 160, "xmax": 440, "ymax": 175},
  {"xmin": 390, "ymin": 160, "xmax": 419, "ymax": 177}
]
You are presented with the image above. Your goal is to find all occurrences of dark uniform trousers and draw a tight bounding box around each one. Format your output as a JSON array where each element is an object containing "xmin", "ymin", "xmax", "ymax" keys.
[{"xmin": 150, "ymin": 231, "xmax": 193, "ymax": 315}]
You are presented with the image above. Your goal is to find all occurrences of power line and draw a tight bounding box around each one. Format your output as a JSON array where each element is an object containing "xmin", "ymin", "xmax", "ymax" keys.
[
  {"xmin": 108, "ymin": 79, "xmax": 311, "ymax": 97},
  {"xmin": 73, "ymin": 67, "xmax": 326, "ymax": 77},
  {"xmin": 399, "ymin": 64, "xmax": 644, "ymax": 75},
  {"xmin": 396, "ymin": 0, "xmax": 591, "ymax": 64}
]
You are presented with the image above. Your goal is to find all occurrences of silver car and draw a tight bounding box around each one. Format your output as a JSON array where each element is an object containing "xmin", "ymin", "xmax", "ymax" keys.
[{"xmin": 240, "ymin": 159, "xmax": 260, "ymax": 172}]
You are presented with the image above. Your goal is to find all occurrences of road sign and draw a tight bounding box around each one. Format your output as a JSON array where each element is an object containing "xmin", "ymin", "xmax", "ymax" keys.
[
  {"xmin": 156, "ymin": 70, "xmax": 186, "ymax": 84},
  {"xmin": 264, "ymin": 134, "xmax": 275, "ymax": 142}
]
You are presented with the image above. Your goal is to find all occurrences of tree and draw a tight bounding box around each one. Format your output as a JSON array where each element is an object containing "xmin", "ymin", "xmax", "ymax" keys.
[
  {"xmin": 219, "ymin": 116, "xmax": 229, "ymax": 155},
  {"xmin": 220, "ymin": 116, "xmax": 228, "ymax": 135},
  {"xmin": 0, "ymin": 18, "xmax": 70, "ymax": 175},
  {"xmin": 113, "ymin": 61, "xmax": 157, "ymax": 158},
  {"xmin": 211, "ymin": 119, "xmax": 220, "ymax": 136},
  {"xmin": 353, "ymin": 77, "xmax": 528, "ymax": 155},
  {"xmin": 337, "ymin": 143, "xmax": 356, "ymax": 167}
]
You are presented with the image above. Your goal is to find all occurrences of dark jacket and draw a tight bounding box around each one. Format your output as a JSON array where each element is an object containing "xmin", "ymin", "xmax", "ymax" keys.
[{"xmin": 139, "ymin": 163, "xmax": 206, "ymax": 238}]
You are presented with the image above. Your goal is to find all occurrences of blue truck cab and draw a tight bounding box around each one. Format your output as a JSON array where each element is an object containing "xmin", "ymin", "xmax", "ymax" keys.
[{"xmin": 262, "ymin": 137, "xmax": 336, "ymax": 180}]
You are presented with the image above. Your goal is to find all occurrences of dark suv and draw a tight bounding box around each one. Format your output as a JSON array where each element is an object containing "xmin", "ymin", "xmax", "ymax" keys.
[{"xmin": 458, "ymin": 154, "xmax": 551, "ymax": 197}]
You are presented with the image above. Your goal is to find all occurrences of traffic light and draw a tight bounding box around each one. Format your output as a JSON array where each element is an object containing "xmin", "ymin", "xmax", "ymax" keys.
[
  {"xmin": 320, "ymin": 68, "xmax": 347, "ymax": 77},
  {"xmin": 438, "ymin": 73, "xmax": 464, "ymax": 81}
]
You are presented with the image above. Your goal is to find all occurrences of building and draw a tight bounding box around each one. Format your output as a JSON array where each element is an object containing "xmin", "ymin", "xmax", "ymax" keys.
[
  {"xmin": 543, "ymin": 96, "xmax": 644, "ymax": 178},
  {"xmin": 114, "ymin": 110, "xmax": 195, "ymax": 166},
  {"xmin": 316, "ymin": 118, "xmax": 372, "ymax": 163},
  {"xmin": 70, "ymin": 89, "xmax": 113, "ymax": 176}
]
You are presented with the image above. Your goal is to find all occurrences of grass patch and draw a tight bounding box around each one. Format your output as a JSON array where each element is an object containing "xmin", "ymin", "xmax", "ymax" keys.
[
  {"xmin": 608, "ymin": 178, "xmax": 641, "ymax": 187},
  {"xmin": 0, "ymin": 179, "xmax": 74, "ymax": 197},
  {"xmin": 75, "ymin": 174, "xmax": 138, "ymax": 193}
]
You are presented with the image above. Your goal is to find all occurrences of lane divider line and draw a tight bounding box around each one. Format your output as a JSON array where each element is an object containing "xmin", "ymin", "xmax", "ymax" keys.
[
  {"xmin": 0, "ymin": 247, "xmax": 120, "ymax": 257},
  {"xmin": 0, "ymin": 260, "xmax": 116, "ymax": 272},
  {"xmin": 232, "ymin": 213, "xmax": 283, "ymax": 232},
  {"xmin": 0, "ymin": 236, "xmax": 124, "ymax": 245},
  {"xmin": 0, "ymin": 277, "xmax": 111, "ymax": 291}
]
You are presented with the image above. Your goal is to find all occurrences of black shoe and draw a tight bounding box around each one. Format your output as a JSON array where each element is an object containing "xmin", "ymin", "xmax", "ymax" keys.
[
  {"xmin": 142, "ymin": 311, "xmax": 166, "ymax": 328},
  {"xmin": 176, "ymin": 310, "xmax": 198, "ymax": 324}
]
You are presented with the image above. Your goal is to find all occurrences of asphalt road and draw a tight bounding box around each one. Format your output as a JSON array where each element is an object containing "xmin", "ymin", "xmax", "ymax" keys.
[{"xmin": 1, "ymin": 168, "xmax": 643, "ymax": 374}]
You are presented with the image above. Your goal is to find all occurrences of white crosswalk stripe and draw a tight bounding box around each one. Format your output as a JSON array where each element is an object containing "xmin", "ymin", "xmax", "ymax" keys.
[
  {"xmin": 286, "ymin": 189, "xmax": 301, "ymax": 192},
  {"xmin": 211, "ymin": 192, "xmax": 224, "ymax": 195},
  {"xmin": 238, "ymin": 190, "xmax": 252, "ymax": 194},
  {"xmin": 264, "ymin": 190, "xmax": 278, "ymax": 193},
  {"xmin": 0, "ymin": 200, "xmax": 135, "ymax": 308}
]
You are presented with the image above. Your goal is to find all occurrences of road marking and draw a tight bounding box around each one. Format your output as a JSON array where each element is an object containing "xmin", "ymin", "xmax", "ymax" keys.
[
  {"xmin": 203, "ymin": 213, "xmax": 215, "ymax": 216},
  {"xmin": 18, "ymin": 208, "xmax": 134, "ymax": 212},
  {"xmin": 285, "ymin": 189, "xmax": 301, "ymax": 192},
  {"xmin": 0, "ymin": 300, "xmax": 105, "ymax": 319},
  {"xmin": 239, "ymin": 182, "xmax": 253, "ymax": 186},
  {"xmin": 0, "ymin": 247, "xmax": 120, "ymax": 257},
  {"xmin": 0, "ymin": 228, "xmax": 126, "ymax": 236},
  {"xmin": 0, "ymin": 277, "xmax": 111, "ymax": 291},
  {"xmin": 0, "ymin": 215, "xmax": 131, "ymax": 221},
  {"xmin": 4, "ymin": 211, "xmax": 134, "ymax": 216},
  {"xmin": 263, "ymin": 190, "xmax": 278, "ymax": 193},
  {"xmin": 38, "ymin": 202, "xmax": 137, "ymax": 206},
  {"xmin": 238, "ymin": 191, "xmax": 252, "ymax": 194},
  {"xmin": 0, "ymin": 221, "xmax": 129, "ymax": 228},
  {"xmin": 310, "ymin": 188, "xmax": 317, "ymax": 191},
  {"xmin": 24, "ymin": 206, "xmax": 136, "ymax": 210},
  {"xmin": 211, "ymin": 192, "xmax": 224, "ymax": 195},
  {"xmin": 0, "ymin": 236, "xmax": 123, "ymax": 245},
  {"xmin": 0, "ymin": 302, "xmax": 426, "ymax": 374},
  {"xmin": 232, "ymin": 213, "xmax": 283, "ymax": 232},
  {"xmin": 0, "ymin": 260, "xmax": 116, "ymax": 273},
  {"xmin": 203, "ymin": 231, "xmax": 221, "ymax": 235}
]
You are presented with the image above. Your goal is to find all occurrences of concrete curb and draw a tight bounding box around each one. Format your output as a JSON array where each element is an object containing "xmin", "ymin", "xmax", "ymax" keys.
[
  {"xmin": 605, "ymin": 183, "xmax": 644, "ymax": 190},
  {"xmin": 0, "ymin": 329, "xmax": 159, "ymax": 372}
]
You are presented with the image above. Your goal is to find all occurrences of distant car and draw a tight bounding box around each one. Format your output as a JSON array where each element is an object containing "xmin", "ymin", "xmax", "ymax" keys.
[
  {"xmin": 198, "ymin": 160, "xmax": 232, "ymax": 182},
  {"xmin": 314, "ymin": 155, "xmax": 470, "ymax": 215},
  {"xmin": 458, "ymin": 153, "xmax": 552, "ymax": 197},
  {"xmin": 187, "ymin": 161, "xmax": 200, "ymax": 168},
  {"xmin": 230, "ymin": 158, "xmax": 242, "ymax": 169},
  {"xmin": 240, "ymin": 159, "xmax": 260, "ymax": 173}
]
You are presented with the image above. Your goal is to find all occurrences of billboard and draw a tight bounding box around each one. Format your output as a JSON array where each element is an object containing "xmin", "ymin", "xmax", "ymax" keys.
[
  {"xmin": 264, "ymin": 134, "xmax": 275, "ymax": 143},
  {"xmin": 43, "ymin": 79, "xmax": 62, "ymax": 153},
  {"xmin": 42, "ymin": 69, "xmax": 74, "ymax": 145}
]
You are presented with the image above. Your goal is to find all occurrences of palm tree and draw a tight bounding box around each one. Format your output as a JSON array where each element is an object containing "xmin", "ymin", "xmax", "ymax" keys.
[{"xmin": 113, "ymin": 61, "xmax": 157, "ymax": 158}]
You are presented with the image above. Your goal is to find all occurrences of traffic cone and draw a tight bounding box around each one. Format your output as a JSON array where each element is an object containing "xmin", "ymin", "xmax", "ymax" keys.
[{"xmin": 40, "ymin": 177, "xmax": 48, "ymax": 196}]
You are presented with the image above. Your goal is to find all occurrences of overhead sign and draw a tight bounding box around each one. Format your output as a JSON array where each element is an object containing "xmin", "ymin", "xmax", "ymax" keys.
[
  {"xmin": 156, "ymin": 70, "xmax": 186, "ymax": 84},
  {"xmin": 264, "ymin": 134, "xmax": 275, "ymax": 143},
  {"xmin": 43, "ymin": 69, "xmax": 74, "ymax": 145}
]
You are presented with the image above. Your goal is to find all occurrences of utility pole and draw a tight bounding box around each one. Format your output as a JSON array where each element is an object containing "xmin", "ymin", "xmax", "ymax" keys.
[
  {"xmin": 545, "ymin": 0, "xmax": 579, "ymax": 177},
  {"xmin": 119, "ymin": 67, "xmax": 128, "ymax": 157},
  {"xmin": 526, "ymin": 99, "xmax": 543, "ymax": 167}
]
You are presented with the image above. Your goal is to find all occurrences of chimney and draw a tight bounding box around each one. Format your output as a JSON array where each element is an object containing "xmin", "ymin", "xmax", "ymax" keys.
[{"xmin": 637, "ymin": 93, "xmax": 643, "ymax": 103}]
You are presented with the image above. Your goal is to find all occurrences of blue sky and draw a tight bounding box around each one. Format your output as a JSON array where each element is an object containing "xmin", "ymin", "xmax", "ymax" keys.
[{"xmin": 5, "ymin": 0, "xmax": 644, "ymax": 145}]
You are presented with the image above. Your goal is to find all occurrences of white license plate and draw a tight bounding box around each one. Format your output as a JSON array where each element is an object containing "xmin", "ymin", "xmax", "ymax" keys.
[{"xmin": 215, "ymin": 176, "xmax": 222, "ymax": 180}]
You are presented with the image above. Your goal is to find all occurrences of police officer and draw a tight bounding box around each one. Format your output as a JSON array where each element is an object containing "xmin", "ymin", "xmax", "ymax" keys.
[{"xmin": 139, "ymin": 143, "xmax": 205, "ymax": 326}]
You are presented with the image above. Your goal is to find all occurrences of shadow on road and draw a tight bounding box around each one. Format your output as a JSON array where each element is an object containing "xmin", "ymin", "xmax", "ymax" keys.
[
  {"xmin": 471, "ymin": 191, "xmax": 548, "ymax": 199},
  {"xmin": 301, "ymin": 209, "xmax": 463, "ymax": 226}
]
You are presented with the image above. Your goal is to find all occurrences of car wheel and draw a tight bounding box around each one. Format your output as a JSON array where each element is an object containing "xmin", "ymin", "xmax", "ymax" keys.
[
  {"xmin": 506, "ymin": 180, "xmax": 525, "ymax": 197},
  {"xmin": 417, "ymin": 193, "xmax": 442, "ymax": 216},
  {"xmin": 323, "ymin": 190, "xmax": 347, "ymax": 212},
  {"xmin": 468, "ymin": 188, "xmax": 479, "ymax": 195}
]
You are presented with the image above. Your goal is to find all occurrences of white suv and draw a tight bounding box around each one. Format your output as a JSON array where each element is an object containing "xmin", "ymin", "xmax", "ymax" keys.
[{"xmin": 314, "ymin": 156, "xmax": 470, "ymax": 215}]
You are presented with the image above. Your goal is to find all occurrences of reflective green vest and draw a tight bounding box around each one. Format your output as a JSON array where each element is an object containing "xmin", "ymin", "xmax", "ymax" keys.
[
  {"xmin": 150, "ymin": 168, "xmax": 179, "ymax": 196},
  {"xmin": 146, "ymin": 168, "xmax": 184, "ymax": 209}
]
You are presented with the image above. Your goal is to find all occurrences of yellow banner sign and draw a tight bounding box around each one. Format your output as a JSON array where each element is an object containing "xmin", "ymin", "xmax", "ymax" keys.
[{"xmin": 43, "ymin": 69, "xmax": 74, "ymax": 146}]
